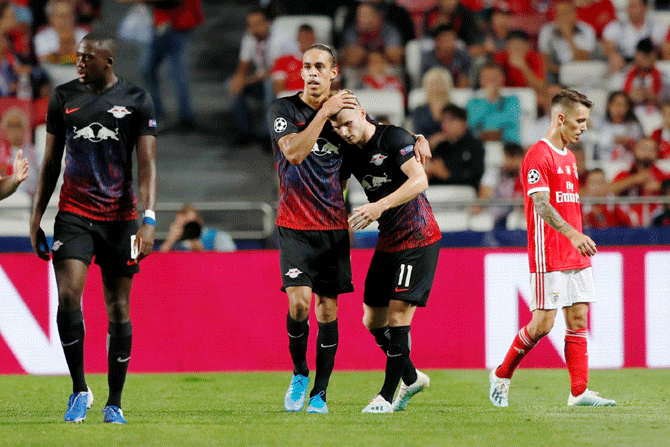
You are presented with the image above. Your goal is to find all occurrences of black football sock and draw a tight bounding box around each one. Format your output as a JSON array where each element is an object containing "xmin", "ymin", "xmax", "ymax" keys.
[
  {"xmin": 57, "ymin": 308, "xmax": 87, "ymax": 394},
  {"xmin": 106, "ymin": 321, "xmax": 132, "ymax": 408},
  {"xmin": 311, "ymin": 319, "xmax": 339, "ymax": 400},
  {"xmin": 379, "ymin": 325, "xmax": 411, "ymax": 403},
  {"xmin": 287, "ymin": 314, "xmax": 309, "ymax": 377},
  {"xmin": 370, "ymin": 326, "xmax": 417, "ymax": 385}
]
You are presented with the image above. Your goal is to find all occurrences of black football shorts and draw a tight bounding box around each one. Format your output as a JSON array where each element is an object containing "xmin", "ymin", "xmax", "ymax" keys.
[
  {"xmin": 363, "ymin": 241, "xmax": 440, "ymax": 308},
  {"xmin": 52, "ymin": 211, "xmax": 140, "ymax": 277},
  {"xmin": 278, "ymin": 226, "xmax": 354, "ymax": 297}
]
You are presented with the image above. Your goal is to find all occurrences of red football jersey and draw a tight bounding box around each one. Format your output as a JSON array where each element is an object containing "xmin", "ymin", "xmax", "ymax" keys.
[{"xmin": 522, "ymin": 139, "xmax": 591, "ymax": 273}]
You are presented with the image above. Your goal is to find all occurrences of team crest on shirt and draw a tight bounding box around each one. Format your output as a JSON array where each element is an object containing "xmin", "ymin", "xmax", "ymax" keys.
[
  {"xmin": 274, "ymin": 117, "xmax": 288, "ymax": 133},
  {"xmin": 311, "ymin": 138, "xmax": 340, "ymax": 156},
  {"xmin": 285, "ymin": 268, "xmax": 303, "ymax": 278},
  {"xmin": 370, "ymin": 153, "xmax": 387, "ymax": 166},
  {"xmin": 573, "ymin": 163, "xmax": 578, "ymax": 178},
  {"xmin": 107, "ymin": 106, "xmax": 132, "ymax": 118},
  {"xmin": 52, "ymin": 240, "xmax": 63, "ymax": 251},
  {"xmin": 361, "ymin": 173, "xmax": 391, "ymax": 190},
  {"xmin": 527, "ymin": 169, "xmax": 540, "ymax": 184}
]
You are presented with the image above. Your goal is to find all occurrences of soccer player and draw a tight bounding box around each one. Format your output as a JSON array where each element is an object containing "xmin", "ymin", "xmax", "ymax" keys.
[
  {"xmin": 29, "ymin": 32, "xmax": 157, "ymax": 424},
  {"xmin": 488, "ymin": 89, "xmax": 616, "ymax": 407},
  {"xmin": 268, "ymin": 44, "xmax": 429, "ymax": 414},
  {"xmin": 328, "ymin": 98, "xmax": 441, "ymax": 414},
  {"xmin": 0, "ymin": 150, "xmax": 29, "ymax": 200}
]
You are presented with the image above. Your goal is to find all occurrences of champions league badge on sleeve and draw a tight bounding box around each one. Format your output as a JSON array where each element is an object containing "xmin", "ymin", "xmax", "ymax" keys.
[
  {"xmin": 527, "ymin": 169, "xmax": 540, "ymax": 184},
  {"xmin": 274, "ymin": 117, "xmax": 288, "ymax": 133}
]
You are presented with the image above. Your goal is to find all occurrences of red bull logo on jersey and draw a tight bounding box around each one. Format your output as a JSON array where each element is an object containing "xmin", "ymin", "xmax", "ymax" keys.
[
  {"xmin": 361, "ymin": 173, "xmax": 391, "ymax": 190},
  {"xmin": 107, "ymin": 106, "xmax": 132, "ymax": 118},
  {"xmin": 370, "ymin": 153, "xmax": 387, "ymax": 166},
  {"xmin": 311, "ymin": 138, "xmax": 340, "ymax": 156},
  {"xmin": 555, "ymin": 191, "xmax": 580, "ymax": 203},
  {"xmin": 72, "ymin": 123, "xmax": 120, "ymax": 142}
]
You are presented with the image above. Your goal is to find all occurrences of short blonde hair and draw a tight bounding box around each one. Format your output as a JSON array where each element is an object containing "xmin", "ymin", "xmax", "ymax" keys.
[{"xmin": 421, "ymin": 67, "xmax": 453, "ymax": 104}]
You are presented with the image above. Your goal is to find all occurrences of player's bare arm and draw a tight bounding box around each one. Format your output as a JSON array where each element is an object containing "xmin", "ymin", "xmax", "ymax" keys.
[
  {"xmin": 279, "ymin": 91, "xmax": 357, "ymax": 165},
  {"xmin": 30, "ymin": 132, "xmax": 66, "ymax": 260},
  {"xmin": 531, "ymin": 190, "xmax": 597, "ymax": 256},
  {"xmin": 0, "ymin": 150, "xmax": 29, "ymax": 200},
  {"xmin": 135, "ymin": 135, "xmax": 157, "ymax": 261},
  {"xmin": 349, "ymin": 157, "xmax": 428, "ymax": 230}
]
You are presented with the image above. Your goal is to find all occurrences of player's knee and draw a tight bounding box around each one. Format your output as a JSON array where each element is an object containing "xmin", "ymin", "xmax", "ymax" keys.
[
  {"xmin": 106, "ymin": 300, "xmax": 129, "ymax": 323},
  {"xmin": 58, "ymin": 288, "xmax": 82, "ymax": 311}
]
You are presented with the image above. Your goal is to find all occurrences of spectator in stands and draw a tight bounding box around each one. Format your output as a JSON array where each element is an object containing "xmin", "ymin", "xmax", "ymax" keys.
[
  {"xmin": 582, "ymin": 168, "xmax": 633, "ymax": 228},
  {"xmin": 420, "ymin": 23, "xmax": 471, "ymax": 87},
  {"xmin": 574, "ymin": 0, "xmax": 617, "ymax": 39},
  {"xmin": 0, "ymin": 106, "xmax": 37, "ymax": 195},
  {"xmin": 494, "ymin": 29, "xmax": 546, "ymax": 94},
  {"xmin": 361, "ymin": 51, "xmax": 405, "ymax": 102},
  {"xmin": 651, "ymin": 100, "xmax": 670, "ymax": 159},
  {"xmin": 335, "ymin": 0, "xmax": 415, "ymax": 47},
  {"xmin": 473, "ymin": 141, "xmax": 524, "ymax": 227},
  {"xmin": 339, "ymin": 1, "xmax": 404, "ymax": 71},
  {"xmin": 33, "ymin": 0, "xmax": 88, "ymax": 64},
  {"xmin": 474, "ymin": 4, "xmax": 512, "ymax": 59},
  {"xmin": 0, "ymin": 33, "xmax": 17, "ymax": 96},
  {"xmin": 411, "ymin": 67, "xmax": 453, "ymax": 146},
  {"xmin": 602, "ymin": 0, "xmax": 667, "ymax": 74},
  {"xmin": 31, "ymin": 0, "xmax": 100, "ymax": 30},
  {"xmin": 423, "ymin": 0, "xmax": 480, "ymax": 47},
  {"xmin": 424, "ymin": 103, "xmax": 484, "ymax": 189},
  {"xmin": 594, "ymin": 90, "xmax": 644, "ymax": 162},
  {"xmin": 610, "ymin": 137, "xmax": 670, "ymax": 226},
  {"xmin": 160, "ymin": 205, "xmax": 236, "ymax": 252},
  {"xmin": 466, "ymin": 60, "xmax": 520, "ymax": 143},
  {"xmin": 138, "ymin": 0, "xmax": 203, "ymax": 133},
  {"xmin": 623, "ymin": 38, "xmax": 665, "ymax": 113},
  {"xmin": 230, "ymin": 7, "xmax": 273, "ymax": 144},
  {"xmin": 538, "ymin": 0, "xmax": 597, "ymax": 85},
  {"xmin": 528, "ymin": 83, "xmax": 563, "ymax": 144},
  {"xmin": 570, "ymin": 141, "xmax": 589, "ymax": 188},
  {"xmin": 651, "ymin": 179, "xmax": 670, "ymax": 226},
  {"xmin": 270, "ymin": 23, "xmax": 316, "ymax": 95}
]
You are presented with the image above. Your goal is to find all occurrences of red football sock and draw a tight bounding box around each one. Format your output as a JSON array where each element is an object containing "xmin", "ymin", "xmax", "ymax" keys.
[
  {"xmin": 565, "ymin": 328, "xmax": 588, "ymax": 397},
  {"xmin": 496, "ymin": 327, "xmax": 537, "ymax": 379}
]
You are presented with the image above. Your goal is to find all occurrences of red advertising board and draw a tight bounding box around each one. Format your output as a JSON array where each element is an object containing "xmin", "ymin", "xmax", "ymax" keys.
[{"xmin": 0, "ymin": 248, "xmax": 667, "ymax": 374}]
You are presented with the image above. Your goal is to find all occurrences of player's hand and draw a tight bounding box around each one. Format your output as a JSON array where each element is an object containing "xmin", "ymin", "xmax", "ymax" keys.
[
  {"xmin": 569, "ymin": 231, "xmax": 597, "ymax": 257},
  {"xmin": 11, "ymin": 150, "xmax": 29, "ymax": 184},
  {"xmin": 349, "ymin": 203, "xmax": 383, "ymax": 230},
  {"xmin": 30, "ymin": 225, "xmax": 50, "ymax": 261},
  {"xmin": 413, "ymin": 134, "xmax": 431, "ymax": 167},
  {"xmin": 321, "ymin": 90, "xmax": 358, "ymax": 118},
  {"xmin": 133, "ymin": 224, "xmax": 155, "ymax": 262}
]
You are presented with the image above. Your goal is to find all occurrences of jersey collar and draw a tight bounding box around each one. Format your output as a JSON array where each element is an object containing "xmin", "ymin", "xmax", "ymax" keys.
[{"xmin": 541, "ymin": 138, "xmax": 567, "ymax": 155}]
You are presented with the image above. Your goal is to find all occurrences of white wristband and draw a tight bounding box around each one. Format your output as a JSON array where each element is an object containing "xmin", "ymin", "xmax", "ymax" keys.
[{"xmin": 144, "ymin": 210, "xmax": 156, "ymax": 220}]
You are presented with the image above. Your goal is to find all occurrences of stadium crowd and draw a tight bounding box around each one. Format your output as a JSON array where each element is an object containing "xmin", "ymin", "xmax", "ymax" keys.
[{"xmin": 231, "ymin": 0, "xmax": 670, "ymax": 230}]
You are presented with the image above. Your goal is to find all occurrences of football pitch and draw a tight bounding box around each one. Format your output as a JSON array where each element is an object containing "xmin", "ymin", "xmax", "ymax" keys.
[{"xmin": 1, "ymin": 369, "xmax": 668, "ymax": 447}]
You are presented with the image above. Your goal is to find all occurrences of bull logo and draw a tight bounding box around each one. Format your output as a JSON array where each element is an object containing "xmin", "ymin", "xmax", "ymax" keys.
[
  {"xmin": 370, "ymin": 153, "xmax": 387, "ymax": 166},
  {"xmin": 361, "ymin": 173, "xmax": 391, "ymax": 191},
  {"xmin": 311, "ymin": 138, "xmax": 340, "ymax": 156},
  {"xmin": 72, "ymin": 123, "xmax": 120, "ymax": 142}
]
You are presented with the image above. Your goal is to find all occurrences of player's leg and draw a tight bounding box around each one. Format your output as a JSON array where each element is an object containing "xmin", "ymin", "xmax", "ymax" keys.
[
  {"xmin": 564, "ymin": 269, "xmax": 615, "ymax": 406},
  {"xmin": 52, "ymin": 212, "xmax": 96, "ymax": 422},
  {"xmin": 286, "ymin": 285, "xmax": 312, "ymax": 378},
  {"xmin": 101, "ymin": 274, "xmax": 133, "ymax": 423},
  {"xmin": 306, "ymin": 294, "xmax": 338, "ymax": 413}
]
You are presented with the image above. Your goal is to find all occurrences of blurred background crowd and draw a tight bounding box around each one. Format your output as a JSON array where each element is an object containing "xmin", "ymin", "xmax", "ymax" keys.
[{"xmin": 3, "ymin": 0, "xmax": 670, "ymax": 251}]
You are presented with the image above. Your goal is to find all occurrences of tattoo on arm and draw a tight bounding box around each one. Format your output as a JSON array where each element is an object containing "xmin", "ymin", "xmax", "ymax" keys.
[{"xmin": 531, "ymin": 191, "xmax": 576, "ymax": 236}]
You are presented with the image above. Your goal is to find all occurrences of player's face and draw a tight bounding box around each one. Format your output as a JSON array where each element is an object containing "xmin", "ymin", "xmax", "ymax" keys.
[
  {"xmin": 76, "ymin": 40, "xmax": 110, "ymax": 84},
  {"xmin": 330, "ymin": 107, "xmax": 366, "ymax": 145},
  {"xmin": 302, "ymin": 49, "xmax": 336, "ymax": 95},
  {"xmin": 560, "ymin": 103, "xmax": 589, "ymax": 144}
]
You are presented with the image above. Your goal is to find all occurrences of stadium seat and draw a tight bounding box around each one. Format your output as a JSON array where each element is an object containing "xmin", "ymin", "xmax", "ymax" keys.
[
  {"xmin": 41, "ymin": 63, "xmax": 77, "ymax": 88},
  {"xmin": 269, "ymin": 15, "xmax": 333, "ymax": 62},
  {"xmin": 450, "ymin": 88, "xmax": 473, "ymax": 107},
  {"xmin": 559, "ymin": 61, "xmax": 608, "ymax": 89},
  {"xmin": 469, "ymin": 211, "xmax": 495, "ymax": 232},
  {"xmin": 656, "ymin": 60, "xmax": 670, "ymax": 80},
  {"xmin": 354, "ymin": 89, "xmax": 405, "ymax": 126},
  {"xmin": 582, "ymin": 88, "xmax": 608, "ymax": 120},
  {"xmin": 484, "ymin": 141, "xmax": 504, "ymax": 168},
  {"xmin": 407, "ymin": 88, "xmax": 426, "ymax": 112},
  {"xmin": 425, "ymin": 185, "xmax": 476, "ymax": 232},
  {"xmin": 499, "ymin": 87, "xmax": 537, "ymax": 147},
  {"xmin": 405, "ymin": 38, "xmax": 433, "ymax": 89},
  {"xmin": 600, "ymin": 161, "xmax": 630, "ymax": 182}
]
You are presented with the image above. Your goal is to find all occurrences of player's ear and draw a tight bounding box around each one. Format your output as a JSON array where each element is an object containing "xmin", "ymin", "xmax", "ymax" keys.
[{"xmin": 330, "ymin": 65, "xmax": 338, "ymax": 81}]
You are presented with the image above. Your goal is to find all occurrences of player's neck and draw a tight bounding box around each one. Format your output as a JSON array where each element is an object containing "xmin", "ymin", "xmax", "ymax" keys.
[
  {"xmin": 300, "ymin": 91, "xmax": 329, "ymax": 110},
  {"xmin": 544, "ymin": 128, "xmax": 567, "ymax": 150},
  {"xmin": 356, "ymin": 121, "xmax": 376, "ymax": 148},
  {"xmin": 86, "ymin": 73, "xmax": 118, "ymax": 94}
]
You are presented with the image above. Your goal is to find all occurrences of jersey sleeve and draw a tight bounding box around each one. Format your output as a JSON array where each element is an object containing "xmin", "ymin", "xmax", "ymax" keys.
[
  {"xmin": 45, "ymin": 87, "xmax": 64, "ymax": 137},
  {"xmin": 136, "ymin": 90, "xmax": 157, "ymax": 136},
  {"xmin": 267, "ymin": 98, "xmax": 301, "ymax": 147},
  {"xmin": 384, "ymin": 125, "xmax": 416, "ymax": 167},
  {"xmin": 522, "ymin": 145, "xmax": 551, "ymax": 196}
]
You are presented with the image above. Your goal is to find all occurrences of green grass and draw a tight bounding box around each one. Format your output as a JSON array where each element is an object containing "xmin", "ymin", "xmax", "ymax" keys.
[{"xmin": 0, "ymin": 369, "xmax": 668, "ymax": 447}]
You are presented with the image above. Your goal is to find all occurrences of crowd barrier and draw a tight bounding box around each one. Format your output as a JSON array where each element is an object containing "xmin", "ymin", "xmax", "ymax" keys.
[{"xmin": 0, "ymin": 248, "xmax": 668, "ymax": 375}]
